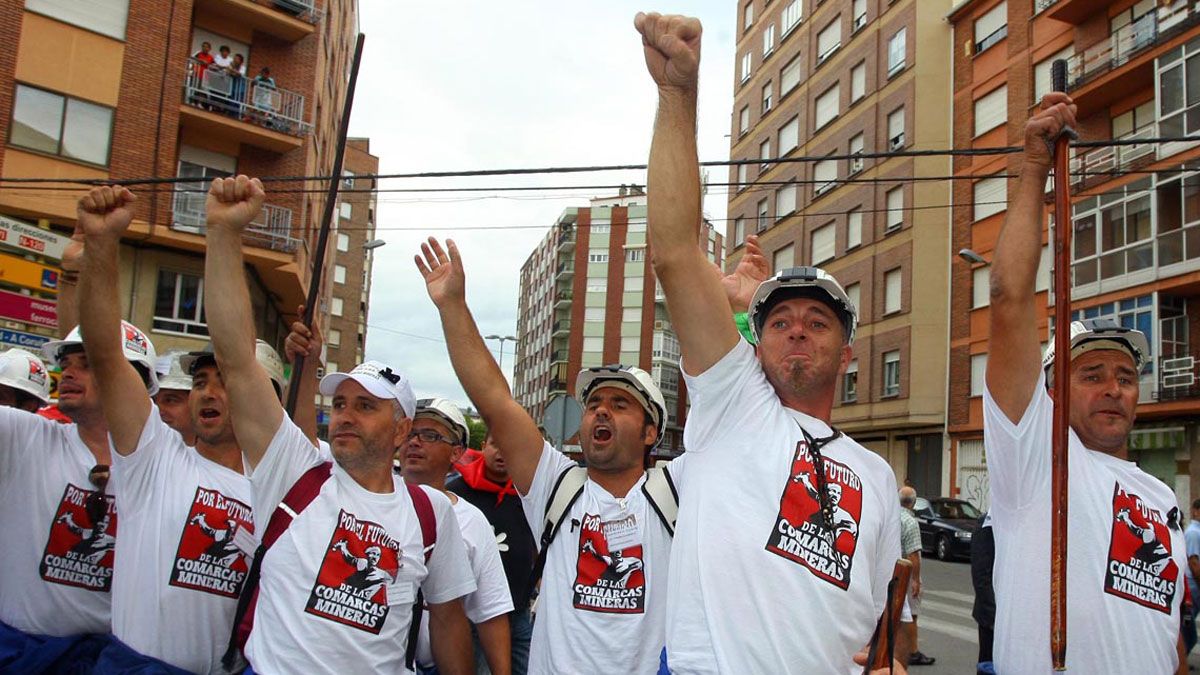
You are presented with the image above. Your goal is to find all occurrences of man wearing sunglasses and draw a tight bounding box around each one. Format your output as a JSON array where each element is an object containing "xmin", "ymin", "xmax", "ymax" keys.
[
  {"xmin": 635, "ymin": 12, "xmax": 902, "ymax": 674},
  {"xmin": 985, "ymin": 94, "xmax": 1186, "ymax": 674},
  {"xmin": 200, "ymin": 176, "xmax": 475, "ymax": 674},
  {"xmin": 401, "ymin": 397, "xmax": 514, "ymax": 675}
]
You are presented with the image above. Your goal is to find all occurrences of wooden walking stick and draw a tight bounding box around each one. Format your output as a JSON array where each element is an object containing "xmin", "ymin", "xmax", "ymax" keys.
[
  {"xmin": 864, "ymin": 558, "xmax": 913, "ymax": 673},
  {"xmin": 1049, "ymin": 58, "xmax": 1077, "ymax": 672},
  {"xmin": 284, "ymin": 32, "xmax": 365, "ymax": 416}
]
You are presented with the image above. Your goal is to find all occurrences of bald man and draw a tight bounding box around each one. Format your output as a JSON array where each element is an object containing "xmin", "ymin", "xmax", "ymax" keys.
[{"xmin": 897, "ymin": 487, "xmax": 933, "ymax": 666}]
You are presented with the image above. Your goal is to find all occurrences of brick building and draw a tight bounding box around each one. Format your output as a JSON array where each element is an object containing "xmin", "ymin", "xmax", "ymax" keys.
[
  {"xmin": 512, "ymin": 187, "xmax": 724, "ymax": 456},
  {"xmin": 947, "ymin": 0, "xmax": 1199, "ymax": 512},
  {"xmin": 0, "ymin": 0, "xmax": 362, "ymax": 363},
  {"xmin": 728, "ymin": 0, "xmax": 954, "ymax": 495}
]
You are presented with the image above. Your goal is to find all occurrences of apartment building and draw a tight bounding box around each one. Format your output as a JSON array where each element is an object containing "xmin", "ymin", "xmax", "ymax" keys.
[
  {"xmin": 0, "ymin": 0, "xmax": 361, "ymax": 364},
  {"xmin": 512, "ymin": 187, "xmax": 724, "ymax": 456},
  {"xmin": 728, "ymin": 0, "xmax": 953, "ymax": 495},
  {"xmin": 947, "ymin": 0, "xmax": 1199, "ymax": 511}
]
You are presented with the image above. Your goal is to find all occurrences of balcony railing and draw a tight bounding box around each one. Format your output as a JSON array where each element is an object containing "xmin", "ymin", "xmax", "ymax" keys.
[
  {"xmin": 269, "ymin": 0, "xmax": 321, "ymax": 24},
  {"xmin": 552, "ymin": 319, "xmax": 570, "ymax": 334},
  {"xmin": 172, "ymin": 187, "xmax": 301, "ymax": 253},
  {"xmin": 1069, "ymin": 123, "xmax": 1157, "ymax": 189},
  {"xmin": 1067, "ymin": 2, "xmax": 1200, "ymax": 91},
  {"xmin": 554, "ymin": 289, "xmax": 573, "ymax": 305},
  {"xmin": 550, "ymin": 349, "xmax": 568, "ymax": 363},
  {"xmin": 184, "ymin": 58, "xmax": 312, "ymax": 137},
  {"xmin": 1153, "ymin": 354, "xmax": 1197, "ymax": 401},
  {"xmin": 1034, "ymin": 0, "xmax": 1059, "ymax": 13}
]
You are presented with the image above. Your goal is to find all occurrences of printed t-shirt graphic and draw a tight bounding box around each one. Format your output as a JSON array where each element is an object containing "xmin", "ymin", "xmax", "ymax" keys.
[
  {"xmin": 573, "ymin": 511, "xmax": 645, "ymax": 613},
  {"xmin": 169, "ymin": 486, "xmax": 253, "ymax": 597},
  {"xmin": 766, "ymin": 438, "xmax": 862, "ymax": 589},
  {"xmin": 1104, "ymin": 481, "xmax": 1178, "ymax": 613},
  {"xmin": 41, "ymin": 483, "xmax": 116, "ymax": 590},
  {"xmin": 305, "ymin": 509, "xmax": 403, "ymax": 633}
]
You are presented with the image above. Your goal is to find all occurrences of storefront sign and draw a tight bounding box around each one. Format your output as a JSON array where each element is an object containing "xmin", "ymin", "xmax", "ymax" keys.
[
  {"xmin": 0, "ymin": 289, "xmax": 57, "ymax": 328},
  {"xmin": 0, "ymin": 253, "xmax": 59, "ymax": 294},
  {"xmin": 0, "ymin": 215, "xmax": 69, "ymax": 260},
  {"xmin": 0, "ymin": 328, "xmax": 50, "ymax": 349}
]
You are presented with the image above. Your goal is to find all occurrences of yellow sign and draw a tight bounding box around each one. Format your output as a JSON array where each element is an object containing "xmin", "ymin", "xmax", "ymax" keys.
[{"xmin": 0, "ymin": 253, "xmax": 59, "ymax": 294}]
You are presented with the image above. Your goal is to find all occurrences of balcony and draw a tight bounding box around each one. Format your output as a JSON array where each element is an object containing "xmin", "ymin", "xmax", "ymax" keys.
[
  {"xmin": 554, "ymin": 289, "xmax": 573, "ymax": 307},
  {"xmin": 557, "ymin": 227, "xmax": 576, "ymax": 252},
  {"xmin": 181, "ymin": 59, "xmax": 311, "ymax": 152},
  {"xmin": 172, "ymin": 187, "xmax": 301, "ymax": 253},
  {"xmin": 548, "ymin": 377, "xmax": 568, "ymax": 393},
  {"xmin": 556, "ymin": 262, "xmax": 574, "ymax": 279},
  {"xmin": 1069, "ymin": 123, "xmax": 1158, "ymax": 192},
  {"xmin": 550, "ymin": 349, "xmax": 569, "ymax": 363},
  {"xmin": 193, "ymin": 0, "xmax": 319, "ymax": 42},
  {"xmin": 552, "ymin": 318, "xmax": 571, "ymax": 335}
]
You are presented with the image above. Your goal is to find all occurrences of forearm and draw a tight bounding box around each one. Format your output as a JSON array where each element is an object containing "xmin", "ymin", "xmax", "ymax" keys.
[
  {"xmin": 908, "ymin": 553, "xmax": 921, "ymax": 585},
  {"xmin": 475, "ymin": 614, "xmax": 511, "ymax": 675},
  {"xmin": 56, "ymin": 277, "xmax": 79, "ymax": 337},
  {"xmin": 1188, "ymin": 557, "xmax": 1200, "ymax": 583},
  {"xmin": 990, "ymin": 161, "xmax": 1048, "ymax": 308},
  {"xmin": 647, "ymin": 88, "xmax": 702, "ymax": 268},
  {"xmin": 204, "ymin": 230, "xmax": 259, "ymax": 371},
  {"xmin": 429, "ymin": 601, "xmax": 474, "ymax": 675}
]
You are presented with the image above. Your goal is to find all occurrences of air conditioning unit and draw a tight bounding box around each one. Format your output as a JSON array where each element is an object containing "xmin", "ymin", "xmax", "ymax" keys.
[
  {"xmin": 889, "ymin": 133, "xmax": 905, "ymax": 151},
  {"xmin": 850, "ymin": 156, "xmax": 864, "ymax": 174}
]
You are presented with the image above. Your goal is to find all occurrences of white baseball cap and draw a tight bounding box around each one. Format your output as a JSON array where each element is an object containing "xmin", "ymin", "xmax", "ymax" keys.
[
  {"xmin": 414, "ymin": 397, "xmax": 470, "ymax": 446},
  {"xmin": 0, "ymin": 348, "xmax": 51, "ymax": 403},
  {"xmin": 320, "ymin": 360, "xmax": 415, "ymax": 419}
]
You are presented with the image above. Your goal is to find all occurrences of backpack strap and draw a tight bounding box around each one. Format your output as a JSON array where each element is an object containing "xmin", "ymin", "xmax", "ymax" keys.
[
  {"xmin": 222, "ymin": 461, "xmax": 333, "ymax": 671},
  {"xmin": 641, "ymin": 466, "xmax": 679, "ymax": 537},
  {"xmin": 404, "ymin": 482, "xmax": 438, "ymax": 671},
  {"xmin": 528, "ymin": 466, "xmax": 588, "ymax": 590}
]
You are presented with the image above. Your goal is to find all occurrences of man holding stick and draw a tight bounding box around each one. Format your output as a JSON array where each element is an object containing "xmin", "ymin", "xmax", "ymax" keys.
[
  {"xmin": 986, "ymin": 93, "xmax": 1186, "ymax": 673},
  {"xmin": 635, "ymin": 12, "xmax": 902, "ymax": 673}
]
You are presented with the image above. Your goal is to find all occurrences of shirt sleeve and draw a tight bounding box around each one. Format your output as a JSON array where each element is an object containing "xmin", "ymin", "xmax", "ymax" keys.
[
  {"xmin": 0, "ymin": 406, "xmax": 54, "ymax": 482},
  {"xmin": 109, "ymin": 405, "xmax": 186, "ymax": 513},
  {"xmin": 519, "ymin": 441, "xmax": 578, "ymax": 537},
  {"xmin": 421, "ymin": 490, "xmax": 478, "ymax": 604},
  {"xmin": 460, "ymin": 505, "xmax": 514, "ymax": 623},
  {"xmin": 680, "ymin": 339, "xmax": 779, "ymax": 454},
  {"xmin": 982, "ymin": 373, "xmax": 1052, "ymax": 512},
  {"xmin": 249, "ymin": 416, "xmax": 322, "ymax": 533}
]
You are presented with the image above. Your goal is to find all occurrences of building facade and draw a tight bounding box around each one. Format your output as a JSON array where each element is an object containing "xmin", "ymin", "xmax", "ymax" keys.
[
  {"xmin": 947, "ymin": 0, "xmax": 1199, "ymax": 512},
  {"xmin": 728, "ymin": 0, "xmax": 953, "ymax": 495},
  {"xmin": 512, "ymin": 187, "xmax": 724, "ymax": 456},
  {"xmin": 0, "ymin": 0, "xmax": 361, "ymax": 364}
]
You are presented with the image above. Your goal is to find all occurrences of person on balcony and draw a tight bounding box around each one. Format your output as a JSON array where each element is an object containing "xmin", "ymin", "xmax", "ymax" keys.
[
  {"xmin": 228, "ymin": 54, "xmax": 247, "ymax": 120},
  {"xmin": 252, "ymin": 67, "xmax": 278, "ymax": 130},
  {"xmin": 189, "ymin": 42, "xmax": 214, "ymax": 109}
]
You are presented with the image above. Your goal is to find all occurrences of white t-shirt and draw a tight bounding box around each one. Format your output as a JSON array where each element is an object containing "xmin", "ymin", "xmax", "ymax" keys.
[
  {"xmin": 0, "ymin": 408, "xmax": 114, "ymax": 636},
  {"xmin": 415, "ymin": 496, "xmax": 514, "ymax": 668},
  {"xmin": 212, "ymin": 53, "xmax": 233, "ymax": 68},
  {"xmin": 520, "ymin": 442, "xmax": 679, "ymax": 675},
  {"xmin": 670, "ymin": 340, "xmax": 900, "ymax": 674},
  {"xmin": 984, "ymin": 375, "xmax": 1185, "ymax": 674},
  {"xmin": 244, "ymin": 418, "xmax": 477, "ymax": 675},
  {"xmin": 109, "ymin": 407, "xmax": 254, "ymax": 674}
]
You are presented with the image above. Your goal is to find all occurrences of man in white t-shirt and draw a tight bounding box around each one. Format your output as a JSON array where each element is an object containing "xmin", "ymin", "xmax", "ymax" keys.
[
  {"xmin": 635, "ymin": 13, "xmax": 903, "ymax": 674},
  {"xmin": 0, "ymin": 348, "xmax": 51, "ymax": 413},
  {"xmin": 416, "ymin": 238, "xmax": 682, "ymax": 674},
  {"xmin": 200, "ymin": 175, "xmax": 476, "ymax": 674},
  {"xmin": 73, "ymin": 184, "xmax": 259, "ymax": 674},
  {"xmin": 985, "ymin": 93, "xmax": 1187, "ymax": 674},
  {"xmin": 400, "ymin": 397, "xmax": 513, "ymax": 675}
]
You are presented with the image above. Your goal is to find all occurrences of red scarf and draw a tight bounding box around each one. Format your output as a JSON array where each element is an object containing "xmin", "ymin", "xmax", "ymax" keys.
[{"xmin": 455, "ymin": 449, "xmax": 518, "ymax": 506}]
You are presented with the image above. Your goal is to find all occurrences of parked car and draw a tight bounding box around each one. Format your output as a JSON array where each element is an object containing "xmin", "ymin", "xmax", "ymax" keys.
[{"xmin": 912, "ymin": 497, "xmax": 983, "ymax": 561}]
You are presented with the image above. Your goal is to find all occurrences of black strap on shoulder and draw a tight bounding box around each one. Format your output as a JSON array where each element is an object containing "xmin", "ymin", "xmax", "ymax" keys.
[
  {"xmin": 642, "ymin": 466, "xmax": 679, "ymax": 537},
  {"xmin": 527, "ymin": 466, "xmax": 588, "ymax": 591}
]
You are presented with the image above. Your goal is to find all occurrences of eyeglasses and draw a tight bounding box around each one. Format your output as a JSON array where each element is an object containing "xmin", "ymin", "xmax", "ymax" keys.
[
  {"xmin": 407, "ymin": 429, "xmax": 457, "ymax": 446},
  {"xmin": 86, "ymin": 464, "xmax": 110, "ymax": 526}
]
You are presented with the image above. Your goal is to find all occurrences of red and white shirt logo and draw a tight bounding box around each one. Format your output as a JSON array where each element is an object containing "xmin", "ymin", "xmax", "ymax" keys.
[
  {"xmin": 305, "ymin": 509, "xmax": 404, "ymax": 634},
  {"xmin": 766, "ymin": 438, "xmax": 863, "ymax": 589},
  {"xmin": 572, "ymin": 512, "xmax": 646, "ymax": 614},
  {"xmin": 1104, "ymin": 481, "xmax": 1179, "ymax": 614},
  {"xmin": 168, "ymin": 486, "xmax": 254, "ymax": 598},
  {"xmin": 40, "ymin": 484, "xmax": 116, "ymax": 592}
]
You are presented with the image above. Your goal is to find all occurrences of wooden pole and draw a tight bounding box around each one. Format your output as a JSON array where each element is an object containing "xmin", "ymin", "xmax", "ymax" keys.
[
  {"xmin": 285, "ymin": 33, "xmax": 366, "ymax": 416},
  {"xmin": 1049, "ymin": 58, "xmax": 1075, "ymax": 672},
  {"xmin": 864, "ymin": 558, "xmax": 913, "ymax": 673}
]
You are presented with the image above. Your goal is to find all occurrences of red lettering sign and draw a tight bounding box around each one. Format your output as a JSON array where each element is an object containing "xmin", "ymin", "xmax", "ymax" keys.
[
  {"xmin": 0, "ymin": 289, "xmax": 58, "ymax": 327},
  {"xmin": 18, "ymin": 235, "xmax": 45, "ymax": 253}
]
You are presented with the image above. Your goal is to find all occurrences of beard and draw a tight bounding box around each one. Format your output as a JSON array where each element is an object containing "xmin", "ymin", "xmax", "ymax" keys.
[{"xmin": 765, "ymin": 355, "xmax": 840, "ymax": 401}]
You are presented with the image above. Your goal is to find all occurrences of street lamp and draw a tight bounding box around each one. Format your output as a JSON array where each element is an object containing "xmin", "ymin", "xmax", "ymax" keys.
[
  {"xmin": 485, "ymin": 334, "xmax": 518, "ymax": 370},
  {"xmin": 957, "ymin": 248, "xmax": 988, "ymax": 265},
  {"xmin": 363, "ymin": 238, "xmax": 387, "ymax": 251}
]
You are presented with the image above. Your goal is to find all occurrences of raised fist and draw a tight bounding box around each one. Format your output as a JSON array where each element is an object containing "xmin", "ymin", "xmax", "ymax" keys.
[
  {"xmin": 634, "ymin": 12, "xmax": 702, "ymax": 91},
  {"xmin": 77, "ymin": 186, "xmax": 137, "ymax": 241},
  {"xmin": 205, "ymin": 175, "xmax": 265, "ymax": 234}
]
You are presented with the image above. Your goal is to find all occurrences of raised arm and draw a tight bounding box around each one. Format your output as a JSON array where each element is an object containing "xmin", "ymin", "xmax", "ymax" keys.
[
  {"xmin": 986, "ymin": 93, "xmax": 1077, "ymax": 423},
  {"xmin": 415, "ymin": 238, "xmax": 544, "ymax": 495},
  {"xmin": 76, "ymin": 186, "xmax": 151, "ymax": 455},
  {"xmin": 282, "ymin": 306, "xmax": 324, "ymax": 446},
  {"xmin": 201, "ymin": 176, "xmax": 282, "ymax": 468},
  {"xmin": 56, "ymin": 226, "xmax": 83, "ymax": 338},
  {"xmin": 635, "ymin": 12, "xmax": 739, "ymax": 375}
]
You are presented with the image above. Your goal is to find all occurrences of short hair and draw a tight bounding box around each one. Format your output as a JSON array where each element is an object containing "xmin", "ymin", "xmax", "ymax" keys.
[
  {"xmin": 219, "ymin": 44, "xmax": 230, "ymax": 51},
  {"xmin": 1193, "ymin": 498, "xmax": 1200, "ymax": 511}
]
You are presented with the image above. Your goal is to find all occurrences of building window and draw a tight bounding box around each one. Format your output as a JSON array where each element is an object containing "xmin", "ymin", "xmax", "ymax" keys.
[
  {"xmin": 852, "ymin": 0, "xmax": 867, "ymax": 32},
  {"xmin": 887, "ymin": 107, "xmax": 905, "ymax": 150},
  {"xmin": 592, "ymin": 222, "xmax": 611, "ymax": 233},
  {"xmin": 339, "ymin": 202, "xmax": 352, "ymax": 220},
  {"xmin": 970, "ymin": 353, "xmax": 988, "ymax": 397},
  {"xmin": 337, "ymin": 233, "xmax": 350, "ymax": 252},
  {"xmin": 763, "ymin": 23, "xmax": 776, "ymax": 57},
  {"xmin": 10, "ymin": 84, "xmax": 114, "ymax": 166},
  {"xmin": 773, "ymin": 244, "xmax": 796, "ymax": 271},
  {"xmin": 887, "ymin": 28, "xmax": 906, "ymax": 77},
  {"xmin": 843, "ymin": 359, "xmax": 858, "ymax": 402},
  {"xmin": 813, "ymin": 158, "xmax": 836, "ymax": 196},
  {"xmin": 1070, "ymin": 177, "xmax": 1153, "ymax": 285},
  {"xmin": 885, "ymin": 187, "xmax": 904, "ymax": 231},
  {"xmin": 845, "ymin": 282, "xmax": 861, "ymax": 315},
  {"xmin": 153, "ymin": 270, "xmax": 207, "ymax": 336},
  {"xmin": 849, "ymin": 133, "xmax": 864, "ymax": 173},
  {"xmin": 26, "ymin": 0, "xmax": 129, "ymax": 40},
  {"xmin": 757, "ymin": 198, "xmax": 771, "ymax": 232},
  {"xmin": 583, "ymin": 336, "xmax": 603, "ymax": 352},
  {"xmin": 811, "ymin": 222, "xmax": 835, "ymax": 264},
  {"xmin": 620, "ymin": 336, "xmax": 640, "ymax": 352},
  {"xmin": 744, "ymin": 1, "xmax": 754, "ymax": 30},
  {"xmin": 972, "ymin": 266, "xmax": 990, "ymax": 308},
  {"xmin": 779, "ymin": 116, "xmax": 800, "ymax": 155},
  {"xmin": 585, "ymin": 307, "xmax": 605, "ymax": 322},
  {"xmin": 815, "ymin": 84, "xmax": 840, "ymax": 129},
  {"xmin": 586, "ymin": 280, "xmax": 607, "ymax": 292},
  {"xmin": 334, "ymin": 265, "xmax": 347, "ymax": 284},
  {"xmin": 741, "ymin": 52, "xmax": 753, "ymax": 83},
  {"xmin": 882, "ymin": 350, "xmax": 901, "ymax": 397},
  {"xmin": 626, "ymin": 248, "xmax": 646, "ymax": 262},
  {"xmin": 762, "ymin": 81, "xmax": 774, "ymax": 114},
  {"xmin": 1037, "ymin": 245, "xmax": 1051, "ymax": 292},
  {"xmin": 783, "ymin": 0, "xmax": 803, "ymax": 35},
  {"xmin": 734, "ymin": 217, "xmax": 747, "ymax": 245},
  {"xmin": 737, "ymin": 163, "xmax": 749, "ymax": 191},
  {"xmin": 588, "ymin": 251, "xmax": 609, "ymax": 263},
  {"xmin": 973, "ymin": 175, "xmax": 1007, "ymax": 221},
  {"xmin": 331, "ymin": 297, "xmax": 344, "ymax": 316},
  {"xmin": 760, "ymin": 138, "xmax": 772, "ymax": 170},
  {"xmin": 776, "ymin": 185, "xmax": 797, "ymax": 218},
  {"xmin": 342, "ymin": 170, "xmax": 355, "ymax": 188},
  {"xmin": 817, "ymin": 17, "xmax": 841, "ymax": 64},
  {"xmin": 1033, "ymin": 46, "xmax": 1074, "ymax": 103},
  {"xmin": 974, "ymin": 86, "xmax": 1007, "ymax": 137},
  {"xmin": 739, "ymin": 105, "xmax": 751, "ymax": 136},
  {"xmin": 328, "ymin": 328, "xmax": 342, "ymax": 347},
  {"xmin": 851, "ymin": 62, "xmax": 866, "ymax": 102},
  {"xmin": 884, "ymin": 268, "xmax": 901, "ymax": 314},
  {"xmin": 847, "ymin": 208, "xmax": 863, "ymax": 248},
  {"xmin": 974, "ymin": 1, "xmax": 1008, "ymax": 54},
  {"xmin": 781, "ymin": 56, "xmax": 802, "ymax": 95}
]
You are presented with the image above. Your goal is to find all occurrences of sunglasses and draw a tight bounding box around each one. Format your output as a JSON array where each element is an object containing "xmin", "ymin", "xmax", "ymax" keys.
[
  {"xmin": 86, "ymin": 464, "xmax": 110, "ymax": 526},
  {"xmin": 406, "ymin": 429, "xmax": 458, "ymax": 446}
]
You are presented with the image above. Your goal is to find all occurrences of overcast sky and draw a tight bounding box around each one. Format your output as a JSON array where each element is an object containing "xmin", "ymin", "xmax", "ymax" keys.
[{"xmin": 348, "ymin": 1, "xmax": 736, "ymax": 412}]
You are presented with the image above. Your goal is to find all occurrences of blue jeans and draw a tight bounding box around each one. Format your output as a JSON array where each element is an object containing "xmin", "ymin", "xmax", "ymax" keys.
[
  {"xmin": 0, "ymin": 620, "xmax": 104, "ymax": 674},
  {"xmin": 419, "ymin": 607, "xmax": 533, "ymax": 675}
]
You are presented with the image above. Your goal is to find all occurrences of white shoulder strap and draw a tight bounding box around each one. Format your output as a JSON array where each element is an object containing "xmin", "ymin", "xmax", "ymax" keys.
[{"xmin": 541, "ymin": 466, "xmax": 589, "ymax": 545}]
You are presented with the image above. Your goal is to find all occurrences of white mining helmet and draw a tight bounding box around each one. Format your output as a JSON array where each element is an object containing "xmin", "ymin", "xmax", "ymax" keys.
[
  {"xmin": 42, "ymin": 321, "xmax": 160, "ymax": 395},
  {"xmin": 179, "ymin": 340, "xmax": 287, "ymax": 397},
  {"xmin": 155, "ymin": 351, "xmax": 193, "ymax": 392},
  {"xmin": 1041, "ymin": 318, "xmax": 1149, "ymax": 385},
  {"xmin": 414, "ymin": 397, "xmax": 471, "ymax": 446},
  {"xmin": 0, "ymin": 348, "xmax": 52, "ymax": 403},
  {"xmin": 574, "ymin": 364, "xmax": 667, "ymax": 448},
  {"xmin": 748, "ymin": 266, "xmax": 859, "ymax": 344}
]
